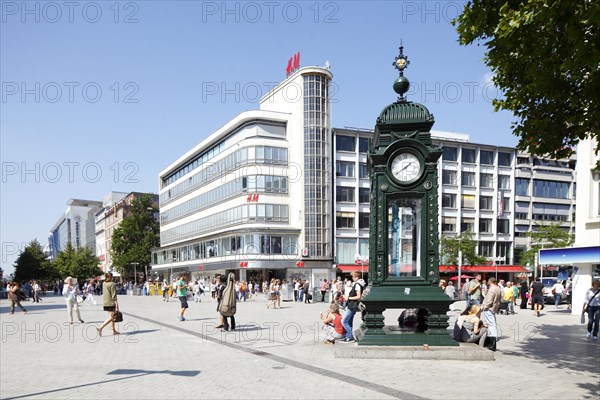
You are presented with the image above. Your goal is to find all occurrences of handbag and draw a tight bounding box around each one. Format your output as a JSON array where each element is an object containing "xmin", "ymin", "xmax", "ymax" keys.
[{"xmin": 113, "ymin": 310, "xmax": 123, "ymax": 323}]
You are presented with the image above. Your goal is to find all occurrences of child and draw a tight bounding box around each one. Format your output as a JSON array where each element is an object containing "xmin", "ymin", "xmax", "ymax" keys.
[{"xmin": 320, "ymin": 303, "xmax": 346, "ymax": 344}]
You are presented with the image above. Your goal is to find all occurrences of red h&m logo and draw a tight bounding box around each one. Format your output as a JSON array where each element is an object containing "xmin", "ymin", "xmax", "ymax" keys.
[
  {"xmin": 198, "ymin": 265, "xmax": 203, "ymax": 270},
  {"xmin": 296, "ymin": 261, "xmax": 305, "ymax": 267},
  {"xmin": 246, "ymin": 194, "xmax": 259, "ymax": 203},
  {"xmin": 286, "ymin": 51, "xmax": 300, "ymax": 76},
  {"xmin": 240, "ymin": 261, "xmax": 249, "ymax": 268}
]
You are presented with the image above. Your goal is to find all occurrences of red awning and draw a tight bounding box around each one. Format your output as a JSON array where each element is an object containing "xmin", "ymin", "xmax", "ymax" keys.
[
  {"xmin": 337, "ymin": 265, "xmax": 369, "ymax": 273},
  {"xmin": 439, "ymin": 265, "xmax": 530, "ymax": 273}
]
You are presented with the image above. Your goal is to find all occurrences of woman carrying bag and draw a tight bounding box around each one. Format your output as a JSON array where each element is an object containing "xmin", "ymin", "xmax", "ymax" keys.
[
  {"xmin": 97, "ymin": 272, "xmax": 120, "ymax": 336},
  {"xmin": 218, "ymin": 273, "xmax": 237, "ymax": 332},
  {"xmin": 62, "ymin": 277, "xmax": 84, "ymax": 324}
]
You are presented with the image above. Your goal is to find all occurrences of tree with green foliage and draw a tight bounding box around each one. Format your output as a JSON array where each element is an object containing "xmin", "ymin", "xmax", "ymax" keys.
[
  {"xmin": 520, "ymin": 223, "xmax": 573, "ymax": 269},
  {"xmin": 110, "ymin": 194, "xmax": 159, "ymax": 281},
  {"xmin": 453, "ymin": 0, "xmax": 599, "ymax": 160},
  {"xmin": 13, "ymin": 239, "xmax": 58, "ymax": 282},
  {"xmin": 440, "ymin": 231, "xmax": 488, "ymax": 266},
  {"xmin": 54, "ymin": 243, "xmax": 103, "ymax": 281}
]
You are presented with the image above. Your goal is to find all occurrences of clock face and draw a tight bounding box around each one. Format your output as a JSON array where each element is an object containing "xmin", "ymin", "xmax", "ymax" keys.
[{"xmin": 391, "ymin": 153, "xmax": 421, "ymax": 182}]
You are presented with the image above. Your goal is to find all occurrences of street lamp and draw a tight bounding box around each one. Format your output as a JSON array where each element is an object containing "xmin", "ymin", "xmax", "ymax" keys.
[{"xmin": 130, "ymin": 262, "xmax": 139, "ymax": 286}]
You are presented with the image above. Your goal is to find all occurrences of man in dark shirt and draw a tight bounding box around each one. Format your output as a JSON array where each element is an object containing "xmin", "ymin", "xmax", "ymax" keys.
[
  {"xmin": 215, "ymin": 275, "xmax": 226, "ymax": 328},
  {"xmin": 529, "ymin": 277, "xmax": 545, "ymax": 317}
]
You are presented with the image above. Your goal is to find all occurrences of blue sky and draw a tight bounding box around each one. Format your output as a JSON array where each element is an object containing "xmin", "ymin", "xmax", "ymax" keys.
[{"xmin": 0, "ymin": 1, "xmax": 516, "ymax": 276}]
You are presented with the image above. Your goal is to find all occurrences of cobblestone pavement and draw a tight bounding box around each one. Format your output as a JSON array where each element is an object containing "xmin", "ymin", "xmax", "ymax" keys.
[{"xmin": 1, "ymin": 293, "xmax": 598, "ymax": 399}]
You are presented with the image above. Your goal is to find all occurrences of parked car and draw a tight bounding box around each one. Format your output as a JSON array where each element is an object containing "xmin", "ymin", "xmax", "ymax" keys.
[{"xmin": 542, "ymin": 278, "xmax": 567, "ymax": 304}]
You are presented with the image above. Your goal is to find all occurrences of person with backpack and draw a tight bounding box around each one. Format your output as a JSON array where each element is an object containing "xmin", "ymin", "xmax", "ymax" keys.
[{"xmin": 341, "ymin": 270, "xmax": 365, "ymax": 343}]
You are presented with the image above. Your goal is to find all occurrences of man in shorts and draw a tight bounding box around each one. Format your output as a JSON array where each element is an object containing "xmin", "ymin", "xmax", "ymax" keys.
[{"xmin": 177, "ymin": 274, "xmax": 189, "ymax": 321}]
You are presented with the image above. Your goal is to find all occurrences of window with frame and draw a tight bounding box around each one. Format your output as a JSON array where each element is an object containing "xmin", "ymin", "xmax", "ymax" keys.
[
  {"xmin": 479, "ymin": 219, "xmax": 492, "ymax": 233},
  {"xmin": 462, "ymin": 171, "xmax": 476, "ymax": 187},
  {"xmin": 478, "ymin": 242, "xmax": 494, "ymax": 257},
  {"xmin": 336, "ymin": 212, "xmax": 355, "ymax": 229},
  {"xmin": 359, "ymin": 137, "xmax": 369, "ymax": 153},
  {"xmin": 480, "ymin": 173, "xmax": 494, "ymax": 188},
  {"xmin": 461, "ymin": 194, "xmax": 476, "ymax": 209},
  {"xmin": 336, "ymin": 136, "xmax": 355, "ymax": 152},
  {"xmin": 442, "ymin": 217, "xmax": 456, "ymax": 232},
  {"xmin": 336, "ymin": 238, "xmax": 356, "ymax": 264},
  {"xmin": 496, "ymin": 242, "xmax": 510, "ymax": 264},
  {"xmin": 502, "ymin": 197, "xmax": 510, "ymax": 212},
  {"xmin": 336, "ymin": 186, "xmax": 355, "ymax": 202},
  {"xmin": 479, "ymin": 196, "xmax": 494, "ymax": 210},
  {"xmin": 480, "ymin": 150, "xmax": 494, "ymax": 165},
  {"xmin": 532, "ymin": 179, "xmax": 569, "ymax": 199},
  {"xmin": 442, "ymin": 170, "xmax": 457, "ymax": 185},
  {"xmin": 443, "ymin": 147, "xmax": 457, "ymax": 161},
  {"xmin": 498, "ymin": 152, "xmax": 512, "ymax": 166},
  {"xmin": 462, "ymin": 148, "xmax": 476, "ymax": 163},
  {"xmin": 498, "ymin": 175, "xmax": 511, "ymax": 189},
  {"xmin": 516, "ymin": 178, "xmax": 529, "ymax": 196},
  {"xmin": 359, "ymin": 163, "xmax": 368, "ymax": 179},
  {"xmin": 442, "ymin": 194, "xmax": 456, "ymax": 208},
  {"xmin": 358, "ymin": 188, "xmax": 370, "ymax": 203},
  {"xmin": 359, "ymin": 212, "xmax": 370, "ymax": 229},
  {"xmin": 336, "ymin": 161, "xmax": 355, "ymax": 177},
  {"xmin": 461, "ymin": 218, "xmax": 475, "ymax": 233},
  {"xmin": 497, "ymin": 219, "xmax": 510, "ymax": 234}
]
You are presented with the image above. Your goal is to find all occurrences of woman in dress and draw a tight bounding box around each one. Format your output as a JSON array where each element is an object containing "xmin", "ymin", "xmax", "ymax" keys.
[{"xmin": 97, "ymin": 272, "xmax": 119, "ymax": 336}]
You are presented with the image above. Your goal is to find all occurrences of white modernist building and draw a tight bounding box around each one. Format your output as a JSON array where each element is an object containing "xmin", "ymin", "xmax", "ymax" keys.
[
  {"xmin": 152, "ymin": 66, "xmax": 334, "ymax": 285},
  {"xmin": 48, "ymin": 198, "xmax": 103, "ymax": 260}
]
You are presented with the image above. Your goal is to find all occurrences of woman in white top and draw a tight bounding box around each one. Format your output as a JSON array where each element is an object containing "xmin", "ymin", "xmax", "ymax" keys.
[{"xmin": 62, "ymin": 277, "xmax": 84, "ymax": 324}]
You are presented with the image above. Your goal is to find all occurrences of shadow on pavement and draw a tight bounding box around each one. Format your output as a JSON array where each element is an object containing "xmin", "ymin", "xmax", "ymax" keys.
[
  {"xmin": 0, "ymin": 304, "xmax": 66, "ymax": 313},
  {"xmin": 2, "ymin": 369, "xmax": 201, "ymax": 400},
  {"xmin": 126, "ymin": 329, "xmax": 160, "ymax": 335},
  {"xmin": 108, "ymin": 368, "xmax": 200, "ymax": 377},
  {"xmin": 501, "ymin": 323, "xmax": 600, "ymax": 385}
]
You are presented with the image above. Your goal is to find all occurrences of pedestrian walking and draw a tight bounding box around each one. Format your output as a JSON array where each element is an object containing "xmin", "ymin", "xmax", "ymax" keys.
[
  {"xmin": 7, "ymin": 282, "xmax": 27, "ymax": 315},
  {"xmin": 320, "ymin": 279, "xmax": 329, "ymax": 302},
  {"xmin": 97, "ymin": 272, "xmax": 119, "ymax": 336},
  {"xmin": 529, "ymin": 277, "xmax": 545, "ymax": 317},
  {"xmin": 583, "ymin": 279, "xmax": 600, "ymax": 341},
  {"xmin": 62, "ymin": 277, "xmax": 84, "ymax": 325},
  {"xmin": 32, "ymin": 281, "xmax": 42, "ymax": 303},
  {"xmin": 176, "ymin": 274, "xmax": 189, "ymax": 321},
  {"xmin": 84, "ymin": 280, "xmax": 97, "ymax": 306},
  {"xmin": 551, "ymin": 280, "xmax": 564, "ymax": 308}
]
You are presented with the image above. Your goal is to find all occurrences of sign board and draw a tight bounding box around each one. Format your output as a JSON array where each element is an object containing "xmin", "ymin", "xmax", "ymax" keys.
[{"xmin": 286, "ymin": 51, "xmax": 300, "ymax": 76}]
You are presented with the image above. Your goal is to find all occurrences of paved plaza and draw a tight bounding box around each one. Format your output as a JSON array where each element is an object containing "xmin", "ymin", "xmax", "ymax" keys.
[{"xmin": 1, "ymin": 293, "xmax": 598, "ymax": 399}]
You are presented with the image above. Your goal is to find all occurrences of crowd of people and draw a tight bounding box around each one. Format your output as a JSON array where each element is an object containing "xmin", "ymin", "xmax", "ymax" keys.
[{"xmin": 4, "ymin": 271, "xmax": 599, "ymax": 346}]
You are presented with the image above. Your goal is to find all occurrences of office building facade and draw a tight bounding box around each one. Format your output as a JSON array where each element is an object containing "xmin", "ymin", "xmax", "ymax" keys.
[
  {"xmin": 152, "ymin": 66, "xmax": 335, "ymax": 284},
  {"xmin": 48, "ymin": 199, "xmax": 103, "ymax": 260}
]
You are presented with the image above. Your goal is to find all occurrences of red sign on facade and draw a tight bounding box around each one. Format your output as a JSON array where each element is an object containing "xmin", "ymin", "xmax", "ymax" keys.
[
  {"xmin": 286, "ymin": 51, "xmax": 300, "ymax": 76},
  {"xmin": 296, "ymin": 261, "xmax": 305, "ymax": 267},
  {"xmin": 240, "ymin": 261, "xmax": 249, "ymax": 268},
  {"xmin": 198, "ymin": 265, "xmax": 203, "ymax": 270},
  {"xmin": 246, "ymin": 194, "xmax": 259, "ymax": 203}
]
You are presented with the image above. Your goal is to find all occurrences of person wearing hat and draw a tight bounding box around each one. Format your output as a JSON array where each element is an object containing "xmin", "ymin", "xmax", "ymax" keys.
[
  {"xmin": 62, "ymin": 277, "xmax": 84, "ymax": 324},
  {"xmin": 583, "ymin": 279, "xmax": 600, "ymax": 341}
]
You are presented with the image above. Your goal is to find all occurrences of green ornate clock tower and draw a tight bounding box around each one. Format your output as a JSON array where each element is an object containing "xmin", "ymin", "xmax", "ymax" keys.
[{"xmin": 359, "ymin": 45, "xmax": 456, "ymax": 346}]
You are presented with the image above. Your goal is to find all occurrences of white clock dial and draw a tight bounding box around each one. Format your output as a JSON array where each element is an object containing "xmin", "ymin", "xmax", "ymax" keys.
[{"xmin": 391, "ymin": 153, "xmax": 421, "ymax": 182}]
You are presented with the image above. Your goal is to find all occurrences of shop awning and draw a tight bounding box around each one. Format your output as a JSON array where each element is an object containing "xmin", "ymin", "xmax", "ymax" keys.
[
  {"xmin": 337, "ymin": 264, "xmax": 369, "ymax": 273},
  {"xmin": 439, "ymin": 265, "xmax": 530, "ymax": 273},
  {"xmin": 539, "ymin": 246, "xmax": 600, "ymax": 265}
]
